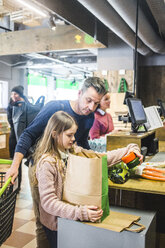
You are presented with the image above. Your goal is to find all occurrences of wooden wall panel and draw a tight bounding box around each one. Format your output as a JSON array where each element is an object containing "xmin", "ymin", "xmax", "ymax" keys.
[
  {"xmin": 94, "ymin": 70, "xmax": 133, "ymax": 93},
  {"xmin": 138, "ymin": 66, "xmax": 165, "ymax": 107}
]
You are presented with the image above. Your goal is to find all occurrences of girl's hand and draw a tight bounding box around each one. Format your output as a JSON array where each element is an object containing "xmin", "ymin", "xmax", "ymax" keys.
[
  {"xmin": 87, "ymin": 206, "xmax": 103, "ymax": 222},
  {"xmin": 134, "ymin": 151, "xmax": 143, "ymax": 164}
]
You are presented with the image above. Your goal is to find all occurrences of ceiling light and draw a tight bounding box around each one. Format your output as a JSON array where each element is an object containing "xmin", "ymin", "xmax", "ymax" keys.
[
  {"xmin": 16, "ymin": 0, "xmax": 47, "ymax": 17},
  {"xmin": 10, "ymin": 15, "xmax": 24, "ymax": 21}
]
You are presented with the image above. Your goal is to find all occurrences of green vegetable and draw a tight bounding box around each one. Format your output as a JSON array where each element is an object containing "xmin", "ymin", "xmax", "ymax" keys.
[
  {"xmin": 127, "ymin": 157, "xmax": 140, "ymax": 169},
  {"xmin": 109, "ymin": 168, "xmax": 130, "ymax": 184},
  {"xmin": 109, "ymin": 161, "xmax": 128, "ymax": 171}
]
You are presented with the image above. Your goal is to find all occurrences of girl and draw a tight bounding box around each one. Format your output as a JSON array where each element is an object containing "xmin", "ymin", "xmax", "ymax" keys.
[
  {"xmin": 33, "ymin": 111, "xmax": 103, "ymax": 248},
  {"xmin": 90, "ymin": 92, "xmax": 114, "ymax": 139}
]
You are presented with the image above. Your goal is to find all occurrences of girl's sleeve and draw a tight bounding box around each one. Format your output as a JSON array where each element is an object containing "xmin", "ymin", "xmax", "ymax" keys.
[
  {"xmin": 107, "ymin": 143, "xmax": 140, "ymax": 167},
  {"xmin": 36, "ymin": 160, "xmax": 89, "ymax": 222},
  {"xmin": 73, "ymin": 143, "xmax": 141, "ymax": 167}
]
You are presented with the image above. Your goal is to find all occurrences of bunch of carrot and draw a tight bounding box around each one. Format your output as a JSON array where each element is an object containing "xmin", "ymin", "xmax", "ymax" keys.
[{"xmin": 142, "ymin": 166, "xmax": 165, "ymax": 181}]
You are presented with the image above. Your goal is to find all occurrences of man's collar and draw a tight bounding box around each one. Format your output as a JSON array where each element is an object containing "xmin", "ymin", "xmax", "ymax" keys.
[{"xmin": 97, "ymin": 108, "xmax": 106, "ymax": 115}]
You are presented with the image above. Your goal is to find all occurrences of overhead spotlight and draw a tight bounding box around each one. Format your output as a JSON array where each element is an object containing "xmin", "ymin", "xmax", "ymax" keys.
[
  {"xmin": 49, "ymin": 15, "xmax": 56, "ymax": 31},
  {"xmin": 15, "ymin": 0, "xmax": 47, "ymax": 17}
]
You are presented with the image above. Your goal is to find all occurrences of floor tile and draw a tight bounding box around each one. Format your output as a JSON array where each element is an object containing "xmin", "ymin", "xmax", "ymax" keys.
[
  {"xmin": 15, "ymin": 199, "xmax": 32, "ymax": 208},
  {"xmin": 16, "ymin": 221, "xmax": 36, "ymax": 235},
  {"xmin": 1, "ymin": 245, "xmax": 15, "ymax": 248},
  {"xmin": 17, "ymin": 192, "xmax": 32, "ymax": 201},
  {"xmin": 12, "ymin": 217, "xmax": 29, "ymax": 231},
  {"xmin": 14, "ymin": 209, "xmax": 35, "ymax": 221},
  {"xmin": 3, "ymin": 231, "xmax": 35, "ymax": 248},
  {"xmin": 22, "ymin": 238, "xmax": 37, "ymax": 248},
  {"xmin": 26, "ymin": 203, "xmax": 33, "ymax": 210}
]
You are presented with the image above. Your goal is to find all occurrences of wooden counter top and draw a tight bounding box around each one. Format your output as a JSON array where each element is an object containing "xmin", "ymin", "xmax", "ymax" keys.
[
  {"xmin": 107, "ymin": 130, "xmax": 155, "ymax": 139},
  {"xmin": 109, "ymin": 178, "xmax": 165, "ymax": 195},
  {"xmin": 109, "ymin": 151, "xmax": 165, "ymax": 195},
  {"xmin": 106, "ymin": 130, "xmax": 155, "ymax": 151}
]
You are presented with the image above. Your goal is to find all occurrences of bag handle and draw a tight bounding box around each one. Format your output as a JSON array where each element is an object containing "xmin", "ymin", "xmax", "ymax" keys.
[
  {"xmin": 125, "ymin": 221, "xmax": 145, "ymax": 233},
  {"xmin": 0, "ymin": 177, "xmax": 12, "ymax": 197},
  {"xmin": 35, "ymin": 96, "xmax": 45, "ymax": 106},
  {"xmin": 81, "ymin": 151, "xmax": 101, "ymax": 158}
]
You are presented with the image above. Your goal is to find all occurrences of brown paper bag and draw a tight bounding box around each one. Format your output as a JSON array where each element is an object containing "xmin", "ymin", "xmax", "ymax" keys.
[
  {"xmin": 63, "ymin": 151, "xmax": 109, "ymax": 221},
  {"xmin": 85, "ymin": 211, "xmax": 145, "ymax": 232}
]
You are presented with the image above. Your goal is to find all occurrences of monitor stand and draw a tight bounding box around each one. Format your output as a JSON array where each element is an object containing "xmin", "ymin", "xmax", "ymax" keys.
[{"xmin": 131, "ymin": 123, "xmax": 148, "ymax": 133}]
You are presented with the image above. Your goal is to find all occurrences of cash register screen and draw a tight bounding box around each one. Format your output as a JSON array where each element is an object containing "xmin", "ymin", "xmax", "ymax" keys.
[{"xmin": 126, "ymin": 98, "xmax": 147, "ymax": 125}]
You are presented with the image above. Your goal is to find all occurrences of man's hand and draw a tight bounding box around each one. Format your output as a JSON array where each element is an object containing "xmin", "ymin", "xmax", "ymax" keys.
[
  {"xmin": 5, "ymin": 166, "xmax": 18, "ymax": 184},
  {"xmin": 5, "ymin": 152, "xmax": 24, "ymax": 184}
]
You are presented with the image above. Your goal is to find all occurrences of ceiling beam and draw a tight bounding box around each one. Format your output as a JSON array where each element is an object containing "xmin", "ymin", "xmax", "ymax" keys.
[
  {"xmin": 0, "ymin": 25, "xmax": 105, "ymax": 56},
  {"xmin": 34, "ymin": 0, "xmax": 109, "ymax": 46}
]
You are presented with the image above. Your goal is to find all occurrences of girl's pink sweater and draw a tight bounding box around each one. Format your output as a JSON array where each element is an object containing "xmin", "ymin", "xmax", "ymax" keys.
[{"xmin": 36, "ymin": 143, "xmax": 140, "ymax": 231}]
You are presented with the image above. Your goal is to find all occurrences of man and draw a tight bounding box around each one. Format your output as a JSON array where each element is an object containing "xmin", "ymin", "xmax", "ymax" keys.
[{"xmin": 6, "ymin": 77, "xmax": 107, "ymax": 248}]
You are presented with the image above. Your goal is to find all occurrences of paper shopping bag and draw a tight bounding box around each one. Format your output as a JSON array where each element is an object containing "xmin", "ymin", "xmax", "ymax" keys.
[
  {"xmin": 63, "ymin": 151, "xmax": 109, "ymax": 221},
  {"xmin": 86, "ymin": 211, "xmax": 145, "ymax": 233}
]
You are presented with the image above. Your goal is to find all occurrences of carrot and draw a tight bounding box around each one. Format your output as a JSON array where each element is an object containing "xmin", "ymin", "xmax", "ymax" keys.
[
  {"xmin": 144, "ymin": 166, "xmax": 165, "ymax": 173},
  {"xmin": 143, "ymin": 170, "xmax": 165, "ymax": 178},
  {"xmin": 141, "ymin": 174, "xmax": 165, "ymax": 181}
]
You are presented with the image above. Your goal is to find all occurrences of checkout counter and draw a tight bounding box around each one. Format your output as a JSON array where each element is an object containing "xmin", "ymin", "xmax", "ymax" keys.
[
  {"xmin": 0, "ymin": 113, "xmax": 10, "ymax": 159},
  {"xmin": 107, "ymin": 129, "xmax": 165, "ymax": 248},
  {"xmin": 107, "ymin": 129, "xmax": 157, "ymax": 155}
]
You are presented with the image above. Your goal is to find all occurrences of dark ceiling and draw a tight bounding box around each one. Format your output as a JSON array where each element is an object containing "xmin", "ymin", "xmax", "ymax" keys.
[{"xmin": 0, "ymin": 0, "xmax": 165, "ymax": 79}]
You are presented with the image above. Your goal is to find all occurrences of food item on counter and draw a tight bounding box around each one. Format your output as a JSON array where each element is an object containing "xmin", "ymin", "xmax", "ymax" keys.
[
  {"xmin": 109, "ymin": 167, "xmax": 130, "ymax": 184},
  {"xmin": 141, "ymin": 166, "xmax": 165, "ymax": 181},
  {"xmin": 122, "ymin": 152, "xmax": 140, "ymax": 169}
]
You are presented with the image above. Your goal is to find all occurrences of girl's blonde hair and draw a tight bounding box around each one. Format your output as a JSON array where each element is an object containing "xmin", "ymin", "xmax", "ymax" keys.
[{"xmin": 33, "ymin": 111, "xmax": 77, "ymax": 184}]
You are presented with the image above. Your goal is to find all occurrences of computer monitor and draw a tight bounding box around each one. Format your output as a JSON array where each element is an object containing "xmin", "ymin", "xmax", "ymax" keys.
[
  {"xmin": 126, "ymin": 98, "xmax": 147, "ymax": 133},
  {"xmin": 144, "ymin": 106, "xmax": 163, "ymax": 131}
]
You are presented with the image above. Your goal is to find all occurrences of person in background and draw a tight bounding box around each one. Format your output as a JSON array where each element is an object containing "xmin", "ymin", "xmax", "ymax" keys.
[
  {"xmin": 90, "ymin": 92, "xmax": 114, "ymax": 139},
  {"xmin": 7, "ymin": 86, "xmax": 28, "ymax": 158},
  {"xmin": 7, "ymin": 85, "xmax": 29, "ymax": 190},
  {"xmin": 34, "ymin": 111, "xmax": 103, "ymax": 248}
]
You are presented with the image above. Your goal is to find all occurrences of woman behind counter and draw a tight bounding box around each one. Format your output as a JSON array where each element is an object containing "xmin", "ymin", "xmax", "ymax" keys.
[{"xmin": 89, "ymin": 92, "xmax": 114, "ymax": 139}]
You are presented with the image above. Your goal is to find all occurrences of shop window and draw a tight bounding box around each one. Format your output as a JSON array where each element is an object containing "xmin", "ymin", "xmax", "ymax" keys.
[
  {"xmin": 0, "ymin": 81, "xmax": 8, "ymax": 109},
  {"xmin": 55, "ymin": 78, "xmax": 79, "ymax": 100},
  {"xmin": 28, "ymin": 73, "xmax": 47, "ymax": 102}
]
